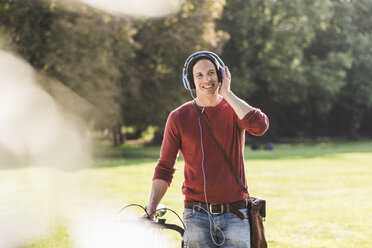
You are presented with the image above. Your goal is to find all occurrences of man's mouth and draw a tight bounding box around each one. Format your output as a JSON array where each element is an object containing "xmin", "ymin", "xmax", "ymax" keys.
[{"xmin": 202, "ymin": 84, "xmax": 214, "ymax": 89}]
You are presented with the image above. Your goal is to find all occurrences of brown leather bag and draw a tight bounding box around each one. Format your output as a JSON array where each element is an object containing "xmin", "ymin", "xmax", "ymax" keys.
[
  {"xmin": 192, "ymin": 101, "xmax": 268, "ymax": 248},
  {"xmin": 248, "ymin": 197, "xmax": 267, "ymax": 248}
]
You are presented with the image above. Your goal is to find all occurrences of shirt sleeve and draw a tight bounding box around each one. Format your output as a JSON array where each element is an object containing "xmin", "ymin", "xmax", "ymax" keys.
[
  {"xmin": 153, "ymin": 111, "xmax": 181, "ymax": 185},
  {"xmin": 237, "ymin": 108, "xmax": 269, "ymax": 136}
]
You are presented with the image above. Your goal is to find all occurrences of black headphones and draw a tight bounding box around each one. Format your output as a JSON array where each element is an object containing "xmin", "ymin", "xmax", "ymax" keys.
[{"xmin": 182, "ymin": 51, "xmax": 225, "ymax": 90}]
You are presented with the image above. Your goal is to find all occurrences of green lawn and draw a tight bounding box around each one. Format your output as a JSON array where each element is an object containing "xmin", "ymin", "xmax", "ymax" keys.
[{"xmin": 1, "ymin": 140, "xmax": 372, "ymax": 247}]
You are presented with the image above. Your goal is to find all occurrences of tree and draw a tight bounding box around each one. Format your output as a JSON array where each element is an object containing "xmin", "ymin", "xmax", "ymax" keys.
[
  {"xmin": 329, "ymin": 0, "xmax": 372, "ymax": 138},
  {"xmin": 124, "ymin": 0, "xmax": 226, "ymax": 142},
  {"xmin": 0, "ymin": 0, "xmax": 137, "ymax": 145},
  {"xmin": 217, "ymin": 0, "xmax": 353, "ymax": 139}
]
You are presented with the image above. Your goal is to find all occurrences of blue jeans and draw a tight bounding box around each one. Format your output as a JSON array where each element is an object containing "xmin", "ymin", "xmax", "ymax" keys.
[{"xmin": 183, "ymin": 207, "xmax": 250, "ymax": 248}]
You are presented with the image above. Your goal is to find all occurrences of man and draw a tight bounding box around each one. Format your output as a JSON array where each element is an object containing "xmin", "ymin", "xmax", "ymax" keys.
[{"xmin": 145, "ymin": 51, "xmax": 269, "ymax": 247}]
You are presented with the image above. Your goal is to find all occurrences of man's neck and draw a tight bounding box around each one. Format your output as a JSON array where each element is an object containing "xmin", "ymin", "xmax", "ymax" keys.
[{"xmin": 195, "ymin": 94, "xmax": 223, "ymax": 107}]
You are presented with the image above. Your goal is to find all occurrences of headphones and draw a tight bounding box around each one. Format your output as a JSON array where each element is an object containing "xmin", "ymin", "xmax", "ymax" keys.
[{"xmin": 182, "ymin": 51, "xmax": 225, "ymax": 90}]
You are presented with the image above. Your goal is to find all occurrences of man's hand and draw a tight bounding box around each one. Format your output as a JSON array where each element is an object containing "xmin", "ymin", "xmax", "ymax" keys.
[
  {"xmin": 139, "ymin": 204, "xmax": 156, "ymax": 221},
  {"xmin": 219, "ymin": 66, "xmax": 232, "ymax": 98},
  {"xmin": 218, "ymin": 65, "xmax": 254, "ymax": 119},
  {"xmin": 140, "ymin": 210, "xmax": 155, "ymax": 221}
]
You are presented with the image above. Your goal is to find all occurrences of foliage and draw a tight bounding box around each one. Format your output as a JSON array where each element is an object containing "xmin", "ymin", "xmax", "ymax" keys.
[
  {"xmin": 123, "ymin": 0, "xmax": 227, "ymax": 138},
  {"xmin": 329, "ymin": 0, "xmax": 372, "ymax": 138},
  {"xmin": 0, "ymin": 0, "xmax": 134, "ymax": 131},
  {"xmin": 1, "ymin": 0, "xmax": 372, "ymax": 142},
  {"xmin": 218, "ymin": 0, "xmax": 358, "ymax": 139}
]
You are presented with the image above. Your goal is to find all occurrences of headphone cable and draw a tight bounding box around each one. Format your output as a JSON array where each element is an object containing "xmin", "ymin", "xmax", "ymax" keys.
[{"xmin": 197, "ymin": 107, "xmax": 226, "ymax": 246}]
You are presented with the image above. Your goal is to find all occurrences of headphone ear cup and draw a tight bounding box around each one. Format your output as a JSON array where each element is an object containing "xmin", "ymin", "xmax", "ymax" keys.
[
  {"xmin": 217, "ymin": 67, "xmax": 223, "ymax": 83},
  {"xmin": 183, "ymin": 75, "xmax": 190, "ymax": 90},
  {"xmin": 183, "ymin": 74, "xmax": 196, "ymax": 90},
  {"xmin": 187, "ymin": 74, "xmax": 195, "ymax": 89}
]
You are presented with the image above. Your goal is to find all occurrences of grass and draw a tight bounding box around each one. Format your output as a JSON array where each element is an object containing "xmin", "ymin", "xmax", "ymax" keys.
[{"xmin": 1, "ymin": 140, "xmax": 371, "ymax": 247}]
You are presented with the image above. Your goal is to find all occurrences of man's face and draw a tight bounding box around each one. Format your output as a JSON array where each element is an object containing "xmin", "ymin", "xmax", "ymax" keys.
[{"xmin": 192, "ymin": 59, "xmax": 219, "ymax": 97}]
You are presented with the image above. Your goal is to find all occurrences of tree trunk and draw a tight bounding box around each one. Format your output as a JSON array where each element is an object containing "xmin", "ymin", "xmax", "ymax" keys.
[{"xmin": 311, "ymin": 99, "xmax": 318, "ymax": 140}]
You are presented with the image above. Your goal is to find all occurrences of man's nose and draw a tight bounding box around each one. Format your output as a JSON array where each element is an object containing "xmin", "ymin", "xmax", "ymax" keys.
[{"xmin": 203, "ymin": 74, "xmax": 211, "ymax": 82}]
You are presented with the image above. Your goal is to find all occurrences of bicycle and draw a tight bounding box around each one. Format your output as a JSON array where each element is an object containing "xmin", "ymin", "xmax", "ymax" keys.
[{"xmin": 116, "ymin": 203, "xmax": 185, "ymax": 248}]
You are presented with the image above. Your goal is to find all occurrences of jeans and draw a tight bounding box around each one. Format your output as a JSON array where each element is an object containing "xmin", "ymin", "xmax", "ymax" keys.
[{"xmin": 183, "ymin": 207, "xmax": 250, "ymax": 248}]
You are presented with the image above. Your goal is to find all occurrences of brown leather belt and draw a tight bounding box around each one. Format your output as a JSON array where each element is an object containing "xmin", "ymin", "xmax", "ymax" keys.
[{"xmin": 184, "ymin": 200, "xmax": 248, "ymax": 220}]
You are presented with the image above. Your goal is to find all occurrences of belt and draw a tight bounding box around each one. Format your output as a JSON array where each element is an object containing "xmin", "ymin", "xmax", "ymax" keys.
[{"xmin": 184, "ymin": 200, "xmax": 248, "ymax": 220}]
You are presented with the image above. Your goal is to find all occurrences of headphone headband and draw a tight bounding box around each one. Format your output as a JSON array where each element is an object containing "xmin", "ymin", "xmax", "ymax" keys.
[{"xmin": 182, "ymin": 51, "xmax": 225, "ymax": 90}]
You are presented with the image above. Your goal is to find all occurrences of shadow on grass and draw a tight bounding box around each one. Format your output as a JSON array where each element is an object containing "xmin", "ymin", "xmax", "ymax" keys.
[
  {"xmin": 93, "ymin": 144, "xmax": 161, "ymax": 168},
  {"xmin": 94, "ymin": 140, "xmax": 372, "ymax": 168},
  {"xmin": 245, "ymin": 139, "xmax": 372, "ymax": 160},
  {"xmin": 94, "ymin": 144, "xmax": 160, "ymax": 159}
]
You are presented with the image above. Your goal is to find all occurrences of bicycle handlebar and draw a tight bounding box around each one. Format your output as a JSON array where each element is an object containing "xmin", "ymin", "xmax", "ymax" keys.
[
  {"xmin": 116, "ymin": 203, "xmax": 185, "ymax": 247},
  {"xmin": 115, "ymin": 204, "xmax": 185, "ymax": 237},
  {"xmin": 147, "ymin": 220, "xmax": 185, "ymax": 237}
]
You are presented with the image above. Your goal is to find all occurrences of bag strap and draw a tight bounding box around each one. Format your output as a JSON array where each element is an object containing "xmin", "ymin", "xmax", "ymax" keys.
[{"xmin": 192, "ymin": 100, "xmax": 249, "ymax": 196}]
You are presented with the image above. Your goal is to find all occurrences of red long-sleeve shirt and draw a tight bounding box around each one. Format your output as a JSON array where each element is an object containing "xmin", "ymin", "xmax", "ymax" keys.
[{"xmin": 153, "ymin": 99, "xmax": 269, "ymax": 204}]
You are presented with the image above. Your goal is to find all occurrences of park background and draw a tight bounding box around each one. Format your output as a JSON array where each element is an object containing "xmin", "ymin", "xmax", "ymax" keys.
[{"xmin": 0, "ymin": 0, "xmax": 372, "ymax": 247}]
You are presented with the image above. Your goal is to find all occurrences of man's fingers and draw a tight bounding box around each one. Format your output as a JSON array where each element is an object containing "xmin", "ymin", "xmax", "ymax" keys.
[{"xmin": 224, "ymin": 66, "xmax": 230, "ymax": 78}]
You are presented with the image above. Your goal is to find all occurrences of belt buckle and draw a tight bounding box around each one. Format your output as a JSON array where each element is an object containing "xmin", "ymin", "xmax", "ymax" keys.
[{"xmin": 209, "ymin": 203, "xmax": 224, "ymax": 214}]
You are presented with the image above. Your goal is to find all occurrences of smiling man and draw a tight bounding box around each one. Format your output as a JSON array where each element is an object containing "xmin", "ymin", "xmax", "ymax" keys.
[{"xmin": 145, "ymin": 51, "xmax": 269, "ymax": 248}]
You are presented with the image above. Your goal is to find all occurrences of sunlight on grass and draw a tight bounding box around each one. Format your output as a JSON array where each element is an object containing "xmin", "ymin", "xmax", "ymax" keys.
[
  {"xmin": 248, "ymin": 152, "xmax": 372, "ymax": 248},
  {"xmin": 1, "ymin": 140, "xmax": 371, "ymax": 247},
  {"xmin": 27, "ymin": 223, "xmax": 72, "ymax": 248}
]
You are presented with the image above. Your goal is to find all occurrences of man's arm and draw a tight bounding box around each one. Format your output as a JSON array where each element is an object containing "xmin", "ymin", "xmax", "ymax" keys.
[
  {"xmin": 146, "ymin": 179, "xmax": 169, "ymax": 219},
  {"xmin": 146, "ymin": 112, "xmax": 180, "ymax": 218},
  {"xmin": 219, "ymin": 66, "xmax": 253, "ymax": 120}
]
